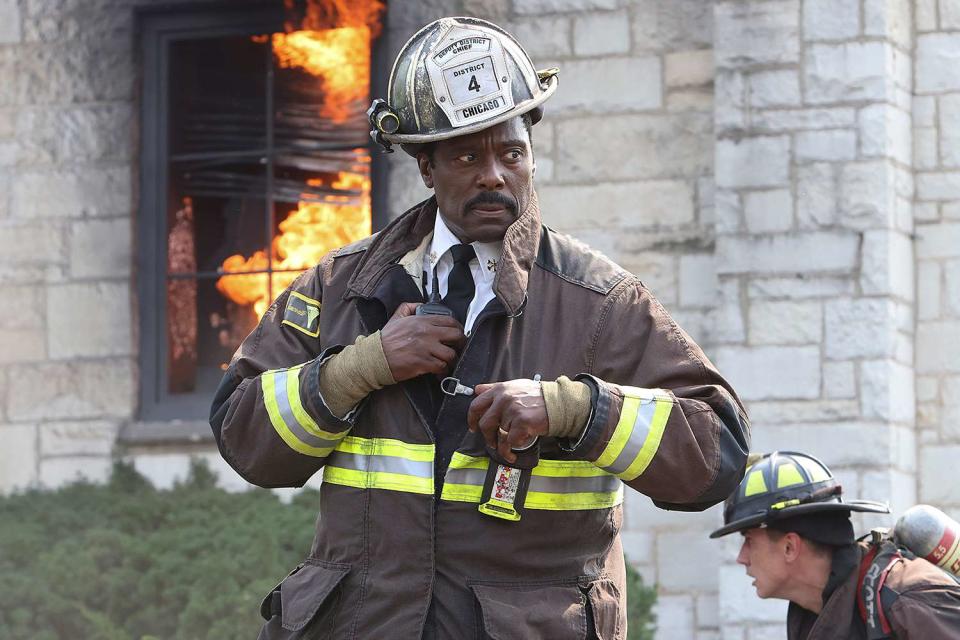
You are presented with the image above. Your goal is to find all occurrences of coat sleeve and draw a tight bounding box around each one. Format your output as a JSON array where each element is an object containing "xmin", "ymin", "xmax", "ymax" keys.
[
  {"xmin": 888, "ymin": 585, "xmax": 960, "ymax": 639},
  {"xmin": 562, "ymin": 277, "xmax": 750, "ymax": 510},
  {"xmin": 209, "ymin": 264, "xmax": 357, "ymax": 488}
]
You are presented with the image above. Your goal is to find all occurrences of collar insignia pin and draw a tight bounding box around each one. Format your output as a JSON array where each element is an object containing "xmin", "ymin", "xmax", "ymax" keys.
[{"xmin": 486, "ymin": 259, "xmax": 497, "ymax": 272}]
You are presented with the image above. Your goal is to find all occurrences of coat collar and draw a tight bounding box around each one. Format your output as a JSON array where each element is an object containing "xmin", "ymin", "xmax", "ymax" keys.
[{"xmin": 345, "ymin": 191, "xmax": 542, "ymax": 316}]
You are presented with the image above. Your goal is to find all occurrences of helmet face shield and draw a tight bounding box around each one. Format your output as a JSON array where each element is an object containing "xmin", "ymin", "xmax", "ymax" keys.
[{"xmin": 368, "ymin": 17, "xmax": 557, "ymax": 154}]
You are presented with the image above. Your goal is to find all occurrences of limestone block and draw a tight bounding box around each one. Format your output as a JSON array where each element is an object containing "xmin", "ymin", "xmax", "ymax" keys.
[
  {"xmin": 748, "ymin": 275, "xmax": 854, "ymax": 300},
  {"xmin": 747, "ymin": 69, "xmax": 800, "ymax": 109},
  {"xmin": 386, "ymin": 157, "xmax": 431, "ymax": 219},
  {"xmin": 665, "ymin": 49, "xmax": 714, "ymax": 88},
  {"xmin": 678, "ymin": 253, "xmax": 717, "ymax": 309},
  {"xmin": 804, "ymin": 42, "xmax": 892, "ymax": 105},
  {"xmin": 914, "ymin": 96, "xmax": 936, "ymax": 128},
  {"xmin": 920, "ymin": 446, "xmax": 960, "ymax": 504},
  {"xmin": 513, "ymin": 0, "xmax": 618, "ymax": 14},
  {"xmin": 916, "ymin": 0, "xmax": 938, "ymax": 31},
  {"xmin": 823, "ymin": 360, "xmax": 856, "ymax": 398},
  {"xmin": 17, "ymin": 42, "xmax": 134, "ymax": 105},
  {"xmin": 946, "ymin": 202, "xmax": 960, "ymax": 219},
  {"xmin": 655, "ymin": 595, "xmax": 695, "ymax": 640},
  {"xmin": 915, "ymin": 128, "xmax": 939, "ymax": 171},
  {"xmin": 0, "ymin": 0, "xmax": 20, "ymax": 44},
  {"xmin": 863, "ymin": 0, "xmax": 913, "ymax": 49},
  {"xmin": 549, "ymin": 57, "xmax": 662, "ymax": 114},
  {"xmin": 624, "ymin": 490, "xmax": 723, "ymax": 529},
  {"xmin": 719, "ymin": 565, "xmax": 788, "ymax": 623},
  {"xmin": 796, "ymin": 162, "xmax": 837, "ymax": 229},
  {"xmin": 713, "ymin": 277, "xmax": 747, "ymax": 344},
  {"xmin": 825, "ymin": 298, "xmax": 899, "ymax": 360},
  {"xmin": 860, "ymin": 359, "xmax": 915, "ymax": 423},
  {"xmin": 0, "ymin": 328, "xmax": 45, "ymax": 363},
  {"xmin": 696, "ymin": 630, "xmax": 720, "ymax": 640},
  {"xmin": 751, "ymin": 107, "xmax": 856, "ymax": 132},
  {"xmin": 938, "ymin": 94, "xmax": 960, "ymax": 168},
  {"xmin": 803, "ymin": 0, "xmax": 859, "ymax": 41},
  {"xmin": 715, "ymin": 0, "xmax": 799, "ymax": 68},
  {"xmin": 712, "ymin": 345, "xmax": 820, "ymax": 400},
  {"xmin": 17, "ymin": 104, "xmax": 133, "ymax": 165},
  {"xmin": 462, "ymin": 0, "xmax": 510, "ymax": 21},
  {"xmin": 861, "ymin": 230, "xmax": 914, "ymax": 301},
  {"xmin": 916, "ymin": 34, "xmax": 960, "ymax": 93},
  {"xmin": 859, "ymin": 105, "xmax": 911, "ymax": 165},
  {"xmin": 916, "ymin": 222, "xmax": 960, "ymax": 259},
  {"xmin": 657, "ymin": 531, "xmax": 720, "ymax": 590},
  {"xmin": 39, "ymin": 456, "xmax": 112, "ymax": 490},
  {"xmin": 47, "ymin": 281, "xmax": 131, "ymax": 359},
  {"xmin": 666, "ymin": 87, "xmax": 714, "ymax": 112},
  {"xmin": 749, "ymin": 300, "xmax": 822, "ymax": 346},
  {"xmin": 716, "ymin": 136, "xmax": 790, "ymax": 189},
  {"xmin": 916, "ymin": 375, "xmax": 939, "ymax": 403},
  {"xmin": 915, "ymin": 203, "xmax": 939, "ymax": 223},
  {"xmin": 618, "ymin": 251, "xmax": 677, "ymax": 305},
  {"xmin": 716, "ymin": 232, "xmax": 858, "ymax": 275},
  {"xmin": 538, "ymin": 180, "xmax": 694, "ymax": 229},
  {"xmin": 714, "ymin": 188, "xmax": 741, "ymax": 235},
  {"xmin": 5, "ymin": 358, "xmax": 136, "ymax": 421},
  {"xmin": 917, "ymin": 320, "xmax": 960, "ymax": 374},
  {"xmin": 917, "ymin": 172, "xmax": 960, "ymax": 202},
  {"xmin": 510, "ymin": 16, "xmax": 571, "ymax": 59},
  {"xmin": 698, "ymin": 176, "xmax": 715, "ymax": 226},
  {"xmin": 0, "ymin": 219, "xmax": 66, "ymax": 267},
  {"xmin": 696, "ymin": 594, "xmax": 719, "ymax": 630},
  {"xmin": 12, "ymin": 165, "xmax": 131, "ymax": 218},
  {"xmin": 535, "ymin": 121, "xmax": 554, "ymax": 155},
  {"xmin": 618, "ymin": 528, "xmax": 654, "ymax": 560},
  {"xmin": 839, "ymin": 161, "xmax": 895, "ymax": 230},
  {"xmin": 743, "ymin": 189, "xmax": 793, "ymax": 233},
  {"xmin": 69, "ymin": 218, "xmax": 131, "ymax": 279},
  {"xmin": 572, "ymin": 10, "xmax": 629, "ymax": 56},
  {"xmin": 795, "ymin": 129, "xmax": 856, "ymax": 163},
  {"xmin": 751, "ymin": 422, "xmax": 909, "ymax": 467},
  {"xmin": 944, "ymin": 259, "xmax": 960, "ymax": 316},
  {"xmin": 0, "ymin": 424, "xmax": 37, "ymax": 492},
  {"xmin": 943, "ymin": 0, "xmax": 960, "ymax": 29},
  {"xmin": 39, "ymin": 420, "xmax": 117, "ymax": 457},
  {"xmin": 556, "ymin": 112, "xmax": 712, "ymax": 182},
  {"xmin": 940, "ymin": 376, "xmax": 960, "ymax": 440},
  {"xmin": 631, "ymin": 0, "xmax": 713, "ymax": 52},
  {"xmin": 716, "ymin": 71, "xmax": 746, "ymax": 134}
]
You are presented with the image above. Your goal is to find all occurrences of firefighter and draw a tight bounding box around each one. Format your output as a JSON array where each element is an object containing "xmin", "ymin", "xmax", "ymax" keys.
[
  {"xmin": 211, "ymin": 17, "xmax": 750, "ymax": 639},
  {"xmin": 710, "ymin": 451, "xmax": 960, "ymax": 639}
]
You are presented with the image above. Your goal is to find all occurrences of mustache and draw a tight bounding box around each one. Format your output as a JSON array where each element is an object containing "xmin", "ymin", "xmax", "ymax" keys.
[{"xmin": 463, "ymin": 191, "xmax": 517, "ymax": 215}]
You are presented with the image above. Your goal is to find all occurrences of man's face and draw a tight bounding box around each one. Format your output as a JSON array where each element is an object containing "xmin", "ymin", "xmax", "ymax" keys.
[
  {"xmin": 736, "ymin": 528, "xmax": 791, "ymax": 599},
  {"xmin": 417, "ymin": 116, "xmax": 534, "ymax": 243}
]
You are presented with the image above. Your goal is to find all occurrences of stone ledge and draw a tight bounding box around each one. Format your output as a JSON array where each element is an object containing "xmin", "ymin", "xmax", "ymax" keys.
[{"xmin": 118, "ymin": 419, "xmax": 214, "ymax": 447}]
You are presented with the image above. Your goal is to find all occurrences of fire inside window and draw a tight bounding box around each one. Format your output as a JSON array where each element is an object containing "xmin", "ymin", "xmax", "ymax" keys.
[{"xmin": 161, "ymin": 2, "xmax": 383, "ymax": 400}]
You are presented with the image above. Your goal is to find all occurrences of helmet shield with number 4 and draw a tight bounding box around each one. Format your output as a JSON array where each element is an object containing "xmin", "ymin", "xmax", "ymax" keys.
[{"xmin": 367, "ymin": 16, "xmax": 558, "ymax": 155}]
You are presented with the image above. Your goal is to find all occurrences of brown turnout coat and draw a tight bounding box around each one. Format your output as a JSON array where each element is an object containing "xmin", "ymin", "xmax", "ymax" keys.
[
  {"xmin": 210, "ymin": 194, "xmax": 750, "ymax": 639},
  {"xmin": 788, "ymin": 542, "xmax": 960, "ymax": 640}
]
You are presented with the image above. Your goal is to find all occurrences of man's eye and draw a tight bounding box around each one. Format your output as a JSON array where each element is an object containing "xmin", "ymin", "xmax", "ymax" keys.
[
  {"xmin": 505, "ymin": 150, "xmax": 522, "ymax": 160},
  {"xmin": 457, "ymin": 153, "xmax": 476, "ymax": 162}
]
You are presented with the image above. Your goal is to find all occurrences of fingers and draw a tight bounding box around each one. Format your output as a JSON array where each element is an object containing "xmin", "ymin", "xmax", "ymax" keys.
[
  {"xmin": 467, "ymin": 391, "xmax": 496, "ymax": 434},
  {"xmin": 497, "ymin": 423, "xmax": 518, "ymax": 464},
  {"xmin": 428, "ymin": 343, "xmax": 458, "ymax": 367},
  {"xmin": 391, "ymin": 302, "xmax": 421, "ymax": 319}
]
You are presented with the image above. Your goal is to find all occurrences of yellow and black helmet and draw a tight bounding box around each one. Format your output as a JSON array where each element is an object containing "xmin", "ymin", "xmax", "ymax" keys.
[
  {"xmin": 367, "ymin": 16, "xmax": 558, "ymax": 155},
  {"xmin": 709, "ymin": 451, "xmax": 889, "ymax": 538}
]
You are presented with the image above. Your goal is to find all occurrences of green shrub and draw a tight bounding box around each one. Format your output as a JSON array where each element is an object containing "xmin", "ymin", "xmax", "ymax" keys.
[
  {"xmin": 0, "ymin": 461, "xmax": 657, "ymax": 639},
  {"xmin": 625, "ymin": 561, "xmax": 657, "ymax": 640}
]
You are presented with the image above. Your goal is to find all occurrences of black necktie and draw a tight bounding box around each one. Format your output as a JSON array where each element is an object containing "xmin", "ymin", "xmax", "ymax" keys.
[{"xmin": 442, "ymin": 244, "xmax": 476, "ymax": 327}]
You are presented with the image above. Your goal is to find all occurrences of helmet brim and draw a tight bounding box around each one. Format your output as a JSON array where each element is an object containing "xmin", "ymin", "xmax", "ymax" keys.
[
  {"xmin": 392, "ymin": 74, "xmax": 557, "ymax": 156},
  {"xmin": 709, "ymin": 500, "xmax": 891, "ymax": 539}
]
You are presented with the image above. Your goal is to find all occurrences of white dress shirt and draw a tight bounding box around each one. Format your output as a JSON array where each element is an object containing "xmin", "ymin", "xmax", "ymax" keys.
[{"xmin": 423, "ymin": 212, "xmax": 501, "ymax": 335}]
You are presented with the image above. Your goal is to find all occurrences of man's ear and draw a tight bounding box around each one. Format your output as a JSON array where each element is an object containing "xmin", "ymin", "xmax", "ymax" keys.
[
  {"xmin": 417, "ymin": 152, "xmax": 434, "ymax": 189},
  {"xmin": 783, "ymin": 532, "xmax": 802, "ymax": 563}
]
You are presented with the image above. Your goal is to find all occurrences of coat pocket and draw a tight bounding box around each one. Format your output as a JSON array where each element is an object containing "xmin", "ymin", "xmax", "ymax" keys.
[
  {"xmin": 469, "ymin": 580, "xmax": 589, "ymax": 640},
  {"xmin": 258, "ymin": 559, "xmax": 351, "ymax": 639}
]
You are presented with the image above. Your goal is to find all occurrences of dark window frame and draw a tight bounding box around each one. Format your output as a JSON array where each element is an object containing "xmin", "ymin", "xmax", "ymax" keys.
[{"xmin": 136, "ymin": 2, "xmax": 388, "ymax": 421}]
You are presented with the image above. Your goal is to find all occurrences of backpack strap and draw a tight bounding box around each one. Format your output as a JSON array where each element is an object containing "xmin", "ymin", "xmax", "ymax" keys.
[{"xmin": 857, "ymin": 541, "xmax": 905, "ymax": 640}]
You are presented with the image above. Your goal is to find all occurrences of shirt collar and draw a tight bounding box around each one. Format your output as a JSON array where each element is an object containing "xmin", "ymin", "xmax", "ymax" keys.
[{"xmin": 427, "ymin": 211, "xmax": 501, "ymax": 283}]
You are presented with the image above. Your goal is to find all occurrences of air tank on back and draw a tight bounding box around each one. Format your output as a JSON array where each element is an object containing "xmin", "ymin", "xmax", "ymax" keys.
[{"xmin": 892, "ymin": 504, "xmax": 960, "ymax": 577}]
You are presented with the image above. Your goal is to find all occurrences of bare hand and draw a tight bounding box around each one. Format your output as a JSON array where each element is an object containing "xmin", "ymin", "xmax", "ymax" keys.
[
  {"xmin": 380, "ymin": 302, "xmax": 466, "ymax": 382},
  {"xmin": 467, "ymin": 379, "xmax": 549, "ymax": 463}
]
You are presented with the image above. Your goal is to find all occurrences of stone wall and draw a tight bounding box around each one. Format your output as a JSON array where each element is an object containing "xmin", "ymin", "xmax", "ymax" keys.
[{"xmin": 0, "ymin": 1, "xmax": 956, "ymax": 639}]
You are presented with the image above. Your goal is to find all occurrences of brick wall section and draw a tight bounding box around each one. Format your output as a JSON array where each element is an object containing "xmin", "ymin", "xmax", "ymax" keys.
[
  {"xmin": 712, "ymin": 1, "xmax": 917, "ymax": 637},
  {"xmin": 914, "ymin": 2, "xmax": 960, "ymax": 523}
]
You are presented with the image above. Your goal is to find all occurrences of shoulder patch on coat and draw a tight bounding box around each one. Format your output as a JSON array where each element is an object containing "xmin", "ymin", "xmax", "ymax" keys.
[
  {"xmin": 282, "ymin": 291, "xmax": 321, "ymax": 337},
  {"xmin": 535, "ymin": 226, "xmax": 629, "ymax": 295}
]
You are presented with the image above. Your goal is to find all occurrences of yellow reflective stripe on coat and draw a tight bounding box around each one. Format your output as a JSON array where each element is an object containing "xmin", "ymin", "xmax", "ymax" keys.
[
  {"xmin": 440, "ymin": 453, "xmax": 623, "ymax": 510},
  {"xmin": 595, "ymin": 388, "xmax": 674, "ymax": 482},
  {"xmin": 262, "ymin": 366, "xmax": 348, "ymax": 457},
  {"xmin": 323, "ymin": 436, "xmax": 434, "ymax": 495}
]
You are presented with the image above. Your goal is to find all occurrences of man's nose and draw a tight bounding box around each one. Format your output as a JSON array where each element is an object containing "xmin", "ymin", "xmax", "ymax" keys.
[
  {"xmin": 736, "ymin": 543, "xmax": 749, "ymax": 566},
  {"xmin": 475, "ymin": 156, "xmax": 505, "ymax": 190}
]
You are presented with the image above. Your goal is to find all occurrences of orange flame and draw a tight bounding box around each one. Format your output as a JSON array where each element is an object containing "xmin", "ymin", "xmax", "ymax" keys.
[
  {"xmin": 216, "ymin": 168, "xmax": 371, "ymax": 318},
  {"xmin": 216, "ymin": 0, "xmax": 381, "ymax": 319}
]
